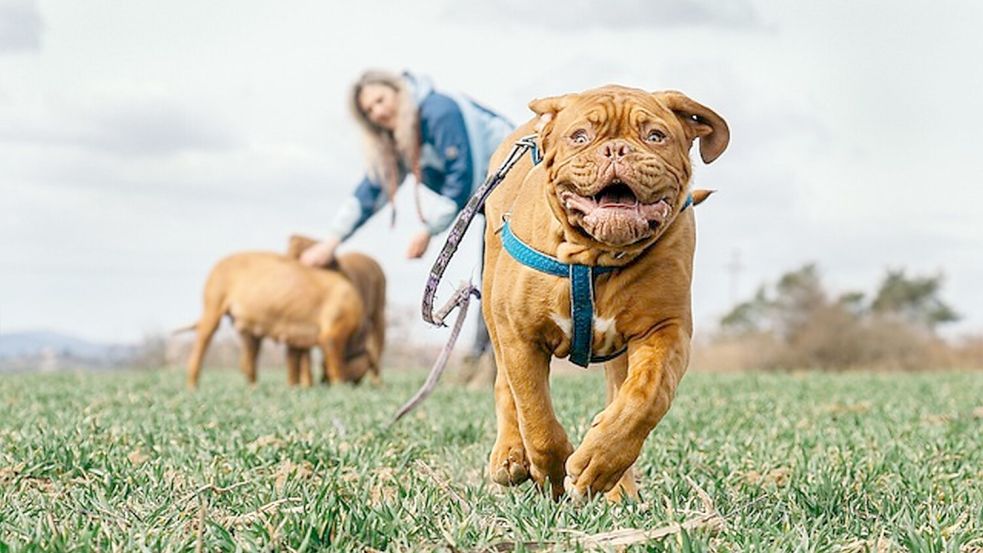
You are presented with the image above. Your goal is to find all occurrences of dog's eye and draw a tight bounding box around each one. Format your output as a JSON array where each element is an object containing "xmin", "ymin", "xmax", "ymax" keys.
[
  {"xmin": 646, "ymin": 129, "xmax": 666, "ymax": 143},
  {"xmin": 571, "ymin": 130, "xmax": 590, "ymax": 145}
]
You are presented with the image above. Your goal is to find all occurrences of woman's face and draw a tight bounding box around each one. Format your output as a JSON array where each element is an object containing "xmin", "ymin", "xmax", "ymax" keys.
[{"xmin": 358, "ymin": 83, "xmax": 398, "ymax": 131}]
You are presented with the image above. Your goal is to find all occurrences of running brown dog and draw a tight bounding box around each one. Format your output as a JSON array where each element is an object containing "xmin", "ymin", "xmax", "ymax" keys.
[
  {"xmin": 184, "ymin": 240, "xmax": 385, "ymax": 389},
  {"xmin": 480, "ymin": 85, "xmax": 728, "ymax": 501}
]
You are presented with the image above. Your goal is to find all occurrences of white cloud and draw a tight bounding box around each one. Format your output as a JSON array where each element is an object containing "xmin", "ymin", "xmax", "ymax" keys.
[
  {"xmin": 442, "ymin": 0, "xmax": 764, "ymax": 31},
  {"xmin": 0, "ymin": 95, "xmax": 241, "ymax": 157},
  {"xmin": 0, "ymin": 0, "xmax": 41, "ymax": 53}
]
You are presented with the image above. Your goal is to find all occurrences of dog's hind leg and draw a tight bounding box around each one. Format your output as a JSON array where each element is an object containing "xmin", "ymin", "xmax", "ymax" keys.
[
  {"xmin": 286, "ymin": 346, "xmax": 302, "ymax": 386},
  {"xmin": 238, "ymin": 330, "xmax": 261, "ymax": 385},
  {"xmin": 185, "ymin": 307, "xmax": 224, "ymax": 390},
  {"xmin": 601, "ymin": 354, "xmax": 640, "ymax": 503},
  {"xmin": 299, "ymin": 349, "xmax": 313, "ymax": 387}
]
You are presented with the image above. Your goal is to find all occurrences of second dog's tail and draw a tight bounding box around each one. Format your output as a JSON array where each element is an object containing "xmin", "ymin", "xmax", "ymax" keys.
[{"xmin": 171, "ymin": 321, "xmax": 198, "ymax": 335}]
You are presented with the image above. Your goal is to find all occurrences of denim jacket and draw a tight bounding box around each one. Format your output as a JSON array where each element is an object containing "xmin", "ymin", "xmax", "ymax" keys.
[{"xmin": 328, "ymin": 72, "xmax": 513, "ymax": 239}]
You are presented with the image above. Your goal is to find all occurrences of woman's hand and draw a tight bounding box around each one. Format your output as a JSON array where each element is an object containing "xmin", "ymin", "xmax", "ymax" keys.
[
  {"xmin": 300, "ymin": 238, "xmax": 340, "ymax": 267},
  {"xmin": 405, "ymin": 230, "xmax": 432, "ymax": 259}
]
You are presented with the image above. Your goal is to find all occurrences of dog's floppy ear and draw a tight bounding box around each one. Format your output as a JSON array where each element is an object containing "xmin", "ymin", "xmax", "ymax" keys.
[
  {"xmin": 528, "ymin": 93, "xmax": 576, "ymax": 118},
  {"xmin": 529, "ymin": 94, "xmax": 577, "ymax": 132},
  {"xmin": 287, "ymin": 234, "xmax": 319, "ymax": 259},
  {"xmin": 657, "ymin": 91, "xmax": 730, "ymax": 163},
  {"xmin": 529, "ymin": 94, "xmax": 578, "ymax": 156}
]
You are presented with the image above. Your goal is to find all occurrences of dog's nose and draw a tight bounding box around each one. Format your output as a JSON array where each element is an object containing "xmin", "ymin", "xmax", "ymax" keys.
[{"xmin": 600, "ymin": 140, "xmax": 633, "ymax": 160}]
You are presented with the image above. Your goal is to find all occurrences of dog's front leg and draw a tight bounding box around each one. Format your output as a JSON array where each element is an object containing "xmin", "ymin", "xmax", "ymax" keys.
[
  {"xmin": 498, "ymin": 328, "xmax": 573, "ymax": 500},
  {"xmin": 319, "ymin": 329, "xmax": 350, "ymax": 385},
  {"xmin": 488, "ymin": 363, "xmax": 531, "ymax": 487},
  {"xmin": 564, "ymin": 323, "xmax": 689, "ymax": 502}
]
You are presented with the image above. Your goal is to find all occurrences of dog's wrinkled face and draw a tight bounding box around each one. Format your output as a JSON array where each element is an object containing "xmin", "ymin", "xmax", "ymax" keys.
[{"xmin": 531, "ymin": 86, "xmax": 729, "ymax": 248}]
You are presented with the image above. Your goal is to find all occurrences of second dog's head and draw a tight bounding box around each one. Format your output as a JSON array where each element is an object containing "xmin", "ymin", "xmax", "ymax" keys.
[{"xmin": 530, "ymin": 86, "xmax": 729, "ymax": 249}]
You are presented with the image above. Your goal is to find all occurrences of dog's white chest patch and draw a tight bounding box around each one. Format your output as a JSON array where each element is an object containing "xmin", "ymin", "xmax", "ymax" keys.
[
  {"xmin": 549, "ymin": 312, "xmax": 572, "ymax": 338},
  {"xmin": 594, "ymin": 316, "xmax": 619, "ymax": 352},
  {"xmin": 550, "ymin": 312, "xmax": 620, "ymax": 352}
]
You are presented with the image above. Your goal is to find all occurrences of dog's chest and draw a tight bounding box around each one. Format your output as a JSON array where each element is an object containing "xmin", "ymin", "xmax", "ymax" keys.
[
  {"xmin": 505, "ymin": 264, "xmax": 637, "ymax": 361},
  {"xmin": 547, "ymin": 308, "xmax": 625, "ymax": 360}
]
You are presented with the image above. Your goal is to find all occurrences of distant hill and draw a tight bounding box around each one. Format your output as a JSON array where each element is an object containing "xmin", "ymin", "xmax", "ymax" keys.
[
  {"xmin": 0, "ymin": 330, "xmax": 122, "ymax": 358},
  {"xmin": 0, "ymin": 330, "xmax": 137, "ymax": 372}
]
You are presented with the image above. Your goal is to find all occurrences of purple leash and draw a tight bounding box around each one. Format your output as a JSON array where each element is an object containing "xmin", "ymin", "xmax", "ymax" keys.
[{"xmin": 389, "ymin": 135, "xmax": 538, "ymax": 425}]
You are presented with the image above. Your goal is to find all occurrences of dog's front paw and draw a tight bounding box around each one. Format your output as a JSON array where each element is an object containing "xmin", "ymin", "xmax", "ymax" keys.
[
  {"xmin": 529, "ymin": 457, "xmax": 568, "ymax": 501},
  {"xmin": 520, "ymin": 438, "xmax": 574, "ymax": 501},
  {"xmin": 564, "ymin": 424, "xmax": 642, "ymax": 503},
  {"xmin": 488, "ymin": 439, "xmax": 530, "ymax": 486}
]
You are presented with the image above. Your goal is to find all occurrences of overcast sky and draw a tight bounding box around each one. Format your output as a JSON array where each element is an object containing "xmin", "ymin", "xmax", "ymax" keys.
[{"xmin": 1, "ymin": 0, "xmax": 981, "ymax": 345}]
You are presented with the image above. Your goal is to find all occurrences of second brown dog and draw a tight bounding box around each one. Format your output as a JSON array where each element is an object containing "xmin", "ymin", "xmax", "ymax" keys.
[{"xmin": 184, "ymin": 237, "xmax": 385, "ymax": 389}]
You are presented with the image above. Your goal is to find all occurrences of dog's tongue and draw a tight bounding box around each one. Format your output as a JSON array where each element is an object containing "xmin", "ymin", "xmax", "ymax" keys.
[{"xmin": 598, "ymin": 186, "xmax": 636, "ymax": 207}]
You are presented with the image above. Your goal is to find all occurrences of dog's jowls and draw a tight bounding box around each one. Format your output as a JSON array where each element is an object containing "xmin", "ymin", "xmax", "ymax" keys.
[{"xmin": 480, "ymin": 85, "xmax": 729, "ymax": 502}]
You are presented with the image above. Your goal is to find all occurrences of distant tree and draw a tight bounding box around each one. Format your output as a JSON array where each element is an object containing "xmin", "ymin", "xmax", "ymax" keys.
[
  {"xmin": 720, "ymin": 264, "xmax": 829, "ymax": 337},
  {"xmin": 720, "ymin": 285, "xmax": 770, "ymax": 334},
  {"xmin": 870, "ymin": 269, "xmax": 959, "ymax": 331},
  {"xmin": 712, "ymin": 263, "xmax": 961, "ymax": 371},
  {"xmin": 837, "ymin": 291, "xmax": 867, "ymax": 317},
  {"xmin": 772, "ymin": 264, "xmax": 826, "ymax": 339}
]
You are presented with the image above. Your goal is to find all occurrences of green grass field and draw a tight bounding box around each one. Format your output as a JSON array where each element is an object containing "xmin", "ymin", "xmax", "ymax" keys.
[{"xmin": 1, "ymin": 369, "xmax": 981, "ymax": 551}]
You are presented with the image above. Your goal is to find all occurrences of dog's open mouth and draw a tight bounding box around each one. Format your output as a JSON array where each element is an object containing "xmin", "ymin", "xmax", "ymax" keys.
[{"xmin": 558, "ymin": 181, "xmax": 673, "ymax": 246}]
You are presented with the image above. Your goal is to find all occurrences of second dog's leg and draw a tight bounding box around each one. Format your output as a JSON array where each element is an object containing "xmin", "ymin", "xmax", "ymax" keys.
[
  {"xmin": 286, "ymin": 347, "xmax": 301, "ymax": 386},
  {"xmin": 366, "ymin": 332, "xmax": 383, "ymax": 385},
  {"xmin": 186, "ymin": 308, "xmax": 223, "ymax": 390},
  {"xmin": 320, "ymin": 334, "xmax": 347, "ymax": 385},
  {"xmin": 238, "ymin": 331, "xmax": 261, "ymax": 384},
  {"xmin": 299, "ymin": 349, "xmax": 313, "ymax": 388}
]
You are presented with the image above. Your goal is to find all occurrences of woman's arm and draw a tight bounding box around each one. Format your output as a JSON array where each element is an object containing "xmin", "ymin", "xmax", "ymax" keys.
[
  {"xmin": 301, "ymin": 176, "xmax": 386, "ymax": 267},
  {"xmin": 327, "ymin": 175, "xmax": 387, "ymax": 241}
]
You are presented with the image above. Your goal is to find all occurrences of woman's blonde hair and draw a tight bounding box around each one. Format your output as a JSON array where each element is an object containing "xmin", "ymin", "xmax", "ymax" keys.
[{"xmin": 350, "ymin": 70, "xmax": 421, "ymax": 215}]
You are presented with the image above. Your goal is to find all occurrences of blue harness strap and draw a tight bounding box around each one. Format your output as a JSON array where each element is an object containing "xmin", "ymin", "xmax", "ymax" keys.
[
  {"xmin": 499, "ymin": 219, "xmax": 570, "ymax": 277},
  {"xmin": 500, "ymin": 220, "xmax": 621, "ymax": 366},
  {"xmin": 529, "ymin": 139, "xmax": 542, "ymax": 165},
  {"xmin": 568, "ymin": 264, "xmax": 596, "ymax": 366}
]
